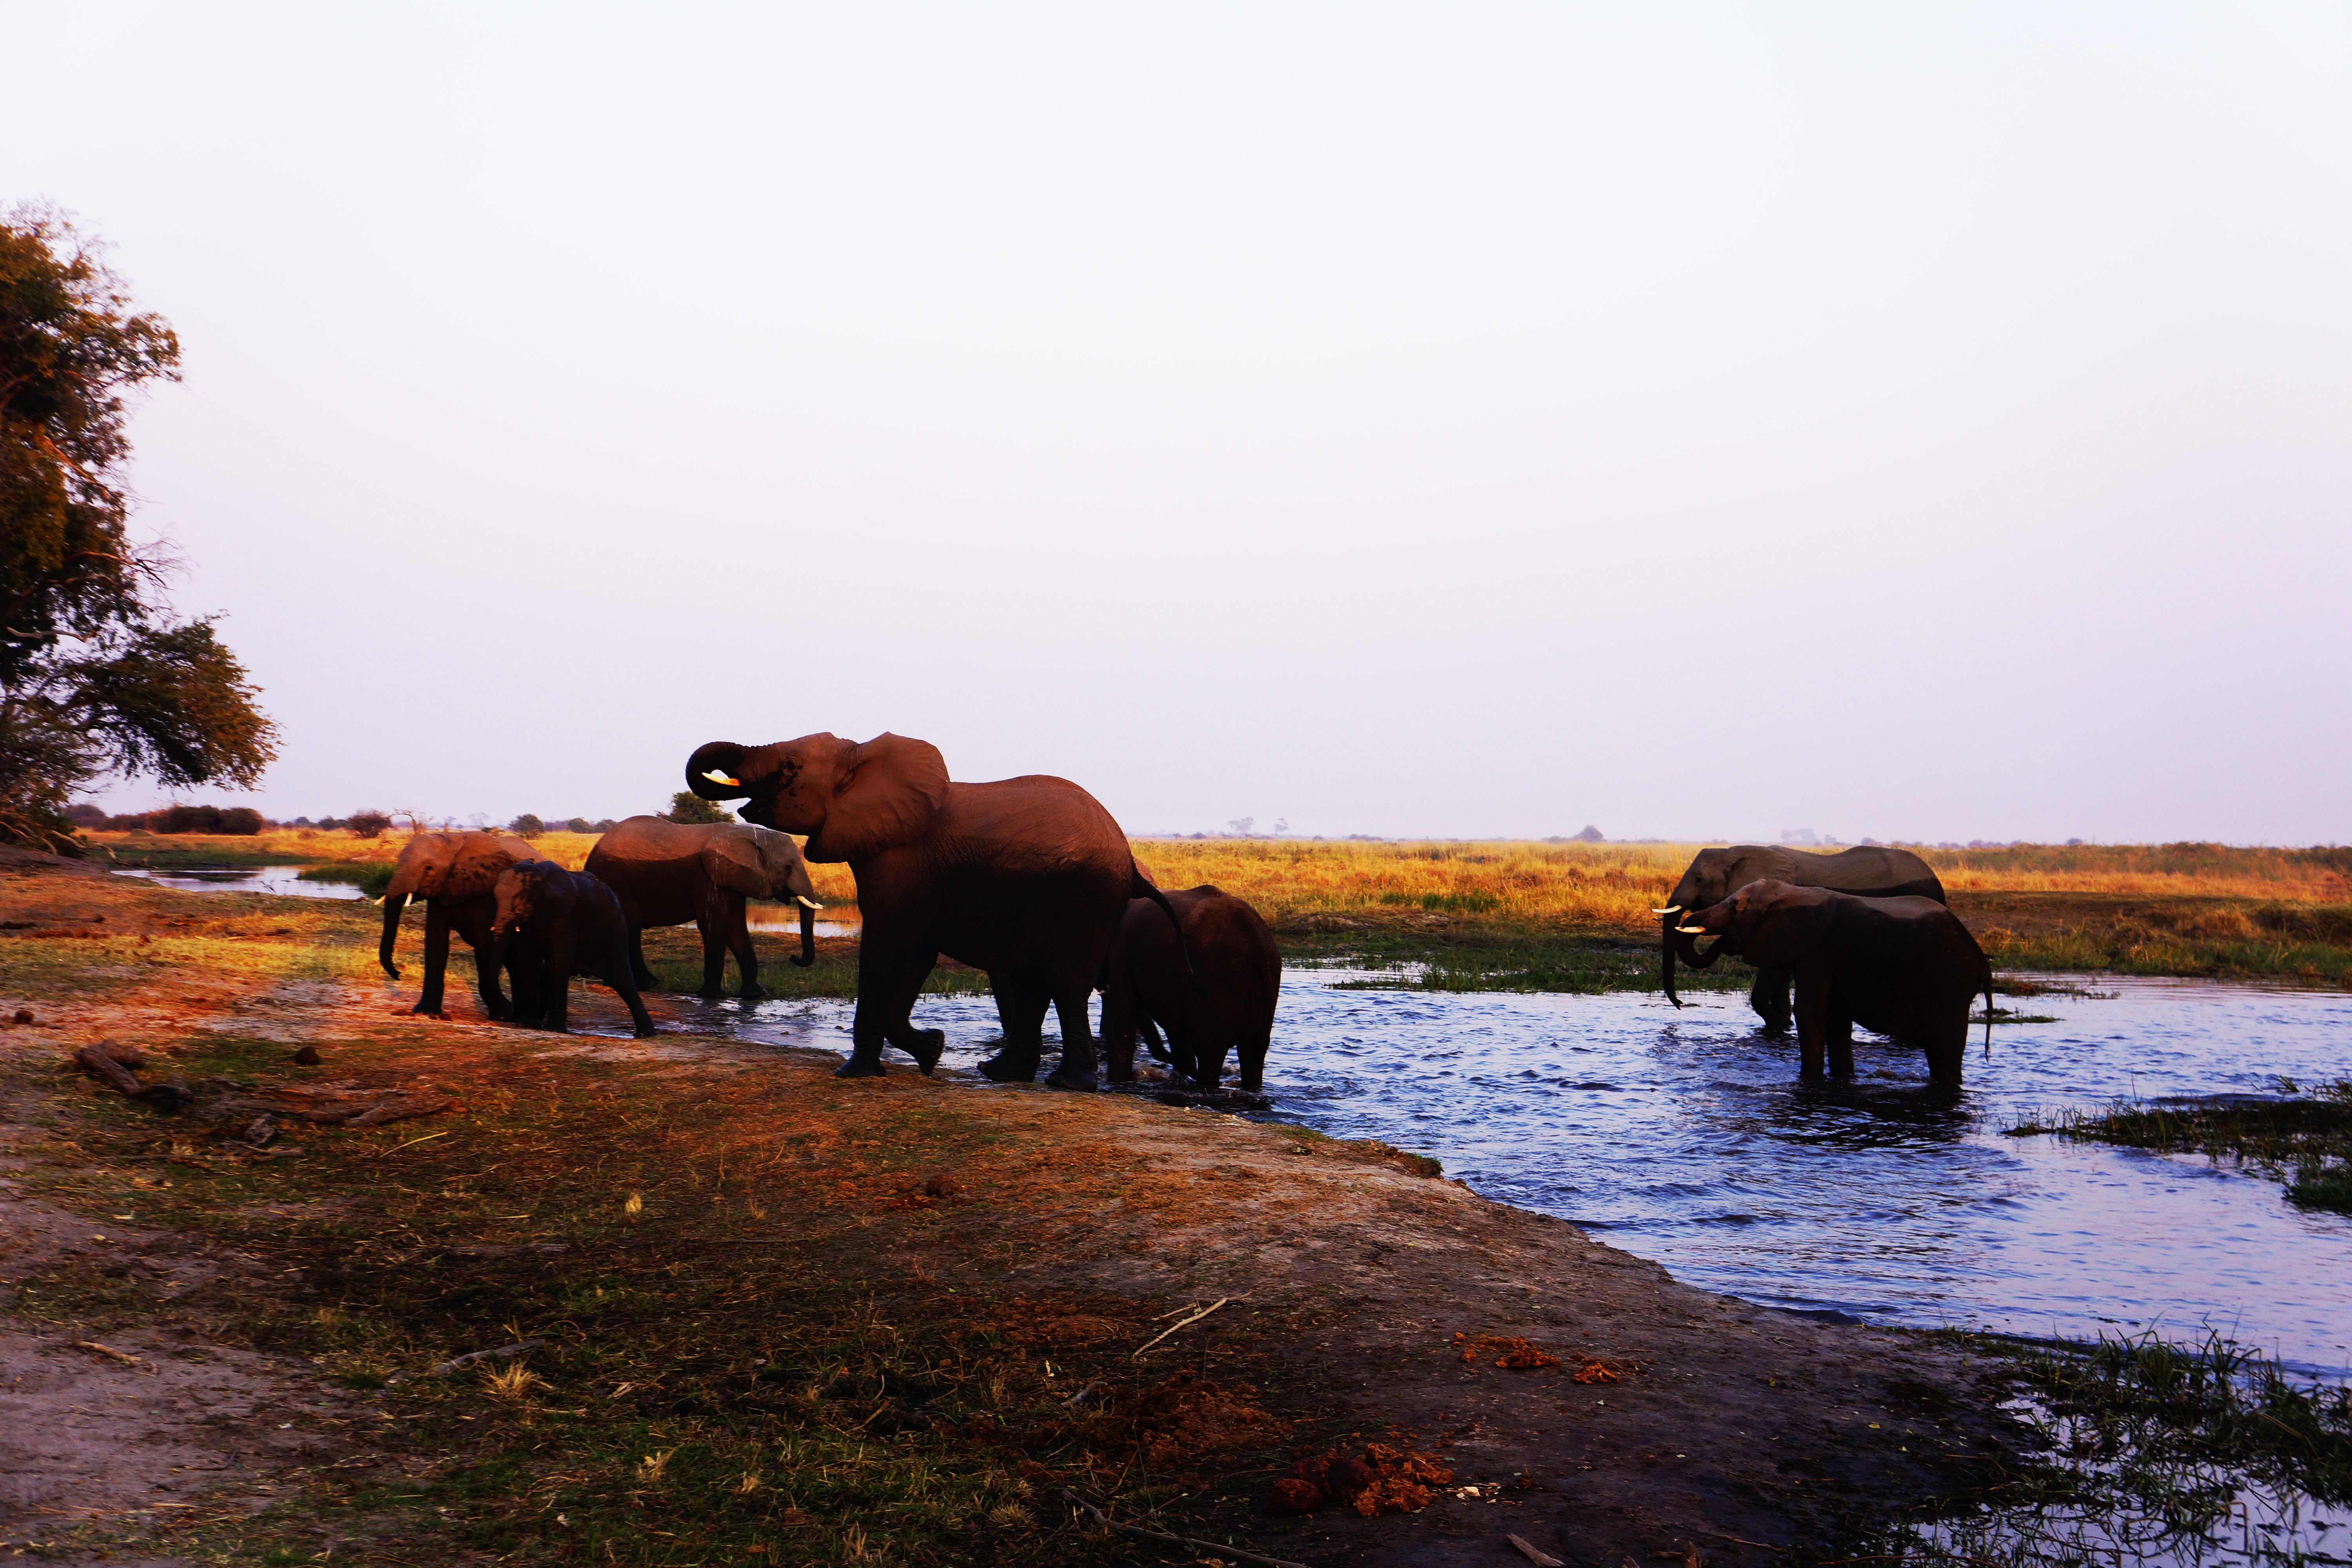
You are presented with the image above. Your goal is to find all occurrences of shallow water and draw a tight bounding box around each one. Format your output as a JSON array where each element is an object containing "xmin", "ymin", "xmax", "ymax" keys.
[
  {"xmin": 660, "ymin": 969, "xmax": 2352, "ymax": 1379},
  {"xmin": 113, "ymin": 865, "xmax": 364, "ymax": 900}
]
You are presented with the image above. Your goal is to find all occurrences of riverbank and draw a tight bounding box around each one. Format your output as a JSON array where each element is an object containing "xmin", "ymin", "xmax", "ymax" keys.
[
  {"xmin": 0, "ymin": 852, "xmax": 2029, "ymax": 1565},
  {"xmin": 69, "ymin": 831, "xmax": 2352, "ymax": 988}
]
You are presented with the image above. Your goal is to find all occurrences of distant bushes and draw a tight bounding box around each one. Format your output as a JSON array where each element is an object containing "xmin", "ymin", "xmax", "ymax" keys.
[
  {"xmin": 510, "ymin": 813, "xmax": 546, "ymax": 838},
  {"xmin": 668, "ymin": 792, "xmax": 730, "ymax": 825},
  {"xmin": 346, "ymin": 809, "xmax": 393, "ymax": 840}
]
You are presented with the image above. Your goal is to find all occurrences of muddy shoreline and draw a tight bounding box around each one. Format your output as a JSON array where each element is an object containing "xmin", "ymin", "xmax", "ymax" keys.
[{"xmin": 0, "ymin": 854, "xmax": 2029, "ymax": 1565}]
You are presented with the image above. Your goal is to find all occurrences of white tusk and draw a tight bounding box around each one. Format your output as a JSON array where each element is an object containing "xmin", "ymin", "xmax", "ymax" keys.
[
  {"xmin": 1651, "ymin": 905, "xmax": 1682, "ymax": 915},
  {"xmin": 1677, "ymin": 925, "xmax": 1710, "ymax": 935},
  {"xmin": 795, "ymin": 896, "xmax": 821, "ymax": 910},
  {"xmin": 702, "ymin": 769, "xmax": 741, "ymax": 787}
]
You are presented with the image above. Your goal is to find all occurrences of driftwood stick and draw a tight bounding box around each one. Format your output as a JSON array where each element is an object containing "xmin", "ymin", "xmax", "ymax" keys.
[
  {"xmin": 1060, "ymin": 1489, "xmax": 1307, "ymax": 1568},
  {"xmin": 1133, "ymin": 1296, "xmax": 1229, "ymax": 1359},
  {"xmin": 1508, "ymin": 1533, "xmax": 1567, "ymax": 1567},
  {"xmin": 69, "ymin": 1339, "xmax": 144, "ymax": 1366}
]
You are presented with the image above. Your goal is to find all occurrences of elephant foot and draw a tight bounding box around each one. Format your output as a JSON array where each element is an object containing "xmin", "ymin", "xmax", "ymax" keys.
[
  {"xmin": 975, "ymin": 1051, "xmax": 1038, "ymax": 1083},
  {"xmin": 1044, "ymin": 1065, "xmax": 1099, "ymax": 1093},
  {"xmin": 696, "ymin": 985, "xmax": 726, "ymax": 1000},
  {"xmin": 407, "ymin": 1004, "xmax": 445, "ymax": 1018},
  {"xmin": 634, "ymin": 1025, "xmax": 659, "ymax": 1039},
  {"xmin": 900, "ymin": 1029, "xmax": 945, "ymax": 1076},
  {"xmin": 740, "ymin": 984, "xmax": 769, "ymax": 1002},
  {"xmin": 835, "ymin": 1056, "xmax": 887, "ymax": 1079}
]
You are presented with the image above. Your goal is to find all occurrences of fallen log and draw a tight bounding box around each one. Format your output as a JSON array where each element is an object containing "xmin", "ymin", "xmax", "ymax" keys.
[{"xmin": 73, "ymin": 1045, "xmax": 142, "ymax": 1096}]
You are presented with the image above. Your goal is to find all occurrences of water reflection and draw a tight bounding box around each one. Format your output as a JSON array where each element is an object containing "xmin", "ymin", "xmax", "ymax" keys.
[{"xmin": 113, "ymin": 865, "xmax": 363, "ymax": 900}]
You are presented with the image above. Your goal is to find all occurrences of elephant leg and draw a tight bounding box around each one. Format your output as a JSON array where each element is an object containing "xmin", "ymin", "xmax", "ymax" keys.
[
  {"xmin": 466, "ymin": 906, "xmax": 510, "ymax": 1020},
  {"xmin": 602, "ymin": 946, "xmax": 659, "ymax": 1039},
  {"xmin": 726, "ymin": 894, "xmax": 764, "ymax": 1000},
  {"xmin": 844, "ymin": 942, "xmax": 941, "ymax": 1078},
  {"xmin": 1042, "ymin": 982, "xmax": 1100, "ymax": 1093},
  {"xmin": 1826, "ymin": 1003, "xmax": 1856, "ymax": 1078},
  {"xmin": 1750, "ymin": 965, "xmax": 1793, "ymax": 1034},
  {"xmin": 977, "ymin": 972, "xmax": 1050, "ymax": 1083},
  {"xmin": 1792, "ymin": 968, "xmax": 1829, "ymax": 1078},
  {"xmin": 628, "ymin": 924, "xmax": 656, "ymax": 991},
  {"xmin": 413, "ymin": 905, "xmax": 452, "ymax": 1016},
  {"xmin": 693, "ymin": 911, "xmax": 729, "ymax": 999},
  {"xmin": 1138, "ymin": 1013, "xmax": 1173, "ymax": 1065},
  {"xmin": 1238, "ymin": 1022, "xmax": 1271, "ymax": 1094},
  {"xmin": 544, "ymin": 926, "xmax": 575, "ymax": 1033},
  {"xmin": 1101, "ymin": 966, "xmax": 1141, "ymax": 1084}
]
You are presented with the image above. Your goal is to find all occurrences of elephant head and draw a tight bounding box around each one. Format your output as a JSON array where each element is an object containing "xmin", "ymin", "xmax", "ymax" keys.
[
  {"xmin": 1655, "ymin": 845, "xmax": 1800, "ymax": 1007},
  {"xmin": 378, "ymin": 831, "xmax": 540, "ymax": 978},
  {"xmin": 1676, "ymin": 880, "xmax": 1837, "ymax": 970},
  {"xmin": 685, "ymin": 733, "xmax": 950, "ymax": 864},
  {"xmin": 704, "ymin": 823, "xmax": 823, "ymax": 968}
]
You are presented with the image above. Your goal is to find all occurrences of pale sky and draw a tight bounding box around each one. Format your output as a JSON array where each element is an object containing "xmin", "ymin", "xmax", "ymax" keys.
[{"xmin": 7, "ymin": 3, "xmax": 2348, "ymax": 844}]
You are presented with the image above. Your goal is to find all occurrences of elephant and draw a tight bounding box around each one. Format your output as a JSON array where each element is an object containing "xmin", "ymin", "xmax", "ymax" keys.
[
  {"xmin": 685, "ymin": 731, "xmax": 1190, "ymax": 1088},
  {"xmin": 584, "ymin": 816, "xmax": 822, "ymax": 999},
  {"xmin": 377, "ymin": 831, "xmax": 545, "ymax": 1019},
  {"xmin": 1102, "ymin": 885, "xmax": 1280, "ymax": 1092},
  {"xmin": 487, "ymin": 860, "xmax": 658, "ymax": 1038},
  {"xmin": 1656, "ymin": 845, "xmax": 1944, "ymax": 1031},
  {"xmin": 1673, "ymin": 879, "xmax": 1992, "ymax": 1085}
]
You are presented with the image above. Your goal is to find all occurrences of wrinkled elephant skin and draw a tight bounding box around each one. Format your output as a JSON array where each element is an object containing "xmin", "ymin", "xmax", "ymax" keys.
[
  {"xmin": 1660, "ymin": 844, "xmax": 1945, "ymax": 1030},
  {"xmin": 585, "ymin": 817, "xmax": 820, "ymax": 1000},
  {"xmin": 1679, "ymin": 880, "xmax": 1993, "ymax": 1085},
  {"xmin": 685, "ymin": 731, "xmax": 1191, "ymax": 1088},
  {"xmin": 1103, "ymin": 885, "xmax": 1280, "ymax": 1092}
]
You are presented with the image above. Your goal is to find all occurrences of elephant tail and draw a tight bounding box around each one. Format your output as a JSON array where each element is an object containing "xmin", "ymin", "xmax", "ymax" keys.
[
  {"xmin": 1130, "ymin": 868, "xmax": 1205, "ymax": 992},
  {"xmin": 1982, "ymin": 953, "xmax": 1996, "ymax": 1058}
]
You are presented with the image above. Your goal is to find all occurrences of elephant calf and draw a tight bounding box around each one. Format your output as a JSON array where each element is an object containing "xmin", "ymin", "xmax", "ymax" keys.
[
  {"xmin": 489, "ymin": 862, "xmax": 658, "ymax": 1038},
  {"xmin": 1102, "ymin": 885, "xmax": 1280, "ymax": 1092},
  {"xmin": 377, "ymin": 830, "xmax": 544, "ymax": 1020},
  {"xmin": 1676, "ymin": 879, "xmax": 1992, "ymax": 1085}
]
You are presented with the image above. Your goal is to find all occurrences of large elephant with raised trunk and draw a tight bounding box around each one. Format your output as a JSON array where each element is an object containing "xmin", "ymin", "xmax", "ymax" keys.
[
  {"xmin": 585, "ymin": 817, "xmax": 821, "ymax": 999},
  {"xmin": 1657, "ymin": 845, "xmax": 1944, "ymax": 1031},
  {"xmin": 684, "ymin": 731, "xmax": 1188, "ymax": 1088},
  {"xmin": 1673, "ymin": 879, "xmax": 1991, "ymax": 1085},
  {"xmin": 377, "ymin": 831, "xmax": 544, "ymax": 1019}
]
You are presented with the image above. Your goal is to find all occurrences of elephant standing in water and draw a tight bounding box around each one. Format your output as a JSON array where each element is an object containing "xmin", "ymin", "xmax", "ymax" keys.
[
  {"xmin": 1673, "ymin": 879, "xmax": 1992, "ymax": 1085},
  {"xmin": 488, "ymin": 861, "xmax": 658, "ymax": 1038},
  {"xmin": 584, "ymin": 817, "xmax": 821, "ymax": 999},
  {"xmin": 1657, "ymin": 845, "xmax": 1943, "ymax": 1031},
  {"xmin": 684, "ymin": 731, "xmax": 1189, "ymax": 1087},
  {"xmin": 377, "ymin": 831, "xmax": 545, "ymax": 1019},
  {"xmin": 1102, "ymin": 886, "xmax": 1280, "ymax": 1092}
]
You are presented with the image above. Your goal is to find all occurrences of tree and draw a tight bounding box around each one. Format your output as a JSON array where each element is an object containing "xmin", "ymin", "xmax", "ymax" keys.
[
  {"xmin": 0, "ymin": 205, "xmax": 276, "ymax": 848},
  {"xmin": 668, "ymin": 791, "xmax": 728, "ymax": 825},
  {"xmin": 509, "ymin": 813, "xmax": 546, "ymax": 838}
]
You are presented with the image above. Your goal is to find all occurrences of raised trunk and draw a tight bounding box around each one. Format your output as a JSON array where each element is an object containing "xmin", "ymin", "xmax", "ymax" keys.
[
  {"xmin": 792, "ymin": 902, "xmax": 815, "ymax": 968},
  {"xmin": 378, "ymin": 892, "xmax": 409, "ymax": 978}
]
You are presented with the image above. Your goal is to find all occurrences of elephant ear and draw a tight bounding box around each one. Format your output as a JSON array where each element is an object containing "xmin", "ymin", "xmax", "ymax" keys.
[
  {"xmin": 1737, "ymin": 886, "xmax": 1838, "ymax": 969},
  {"xmin": 439, "ymin": 834, "xmax": 537, "ymax": 902},
  {"xmin": 699, "ymin": 828, "xmax": 774, "ymax": 899},
  {"xmin": 806, "ymin": 733, "xmax": 949, "ymax": 863}
]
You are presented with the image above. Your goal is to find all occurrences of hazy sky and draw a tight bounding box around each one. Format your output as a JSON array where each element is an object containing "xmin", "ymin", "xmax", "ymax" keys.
[{"xmin": 6, "ymin": 3, "xmax": 2347, "ymax": 844}]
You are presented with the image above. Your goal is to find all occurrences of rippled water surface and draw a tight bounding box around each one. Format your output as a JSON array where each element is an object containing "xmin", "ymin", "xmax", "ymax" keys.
[{"xmin": 667, "ymin": 970, "xmax": 2352, "ymax": 1378}]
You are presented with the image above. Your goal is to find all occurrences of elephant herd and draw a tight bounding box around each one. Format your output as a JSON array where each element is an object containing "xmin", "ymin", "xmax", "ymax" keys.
[
  {"xmin": 376, "ymin": 731, "xmax": 1279, "ymax": 1091},
  {"xmin": 376, "ymin": 729, "xmax": 1993, "ymax": 1091}
]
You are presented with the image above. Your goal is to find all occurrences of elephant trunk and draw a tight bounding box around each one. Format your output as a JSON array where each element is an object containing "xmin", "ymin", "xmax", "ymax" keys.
[
  {"xmin": 792, "ymin": 901, "xmax": 815, "ymax": 968},
  {"xmin": 378, "ymin": 891, "xmax": 408, "ymax": 979},
  {"xmin": 1678, "ymin": 925, "xmax": 1730, "ymax": 970},
  {"xmin": 1661, "ymin": 915, "xmax": 1682, "ymax": 1009}
]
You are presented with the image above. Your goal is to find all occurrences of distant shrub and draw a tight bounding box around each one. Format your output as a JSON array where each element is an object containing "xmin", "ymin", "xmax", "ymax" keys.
[
  {"xmin": 668, "ymin": 792, "xmax": 729, "ymax": 825},
  {"xmin": 103, "ymin": 812, "xmax": 147, "ymax": 831},
  {"xmin": 566, "ymin": 817, "xmax": 593, "ymax": 834},
  {"xmin": 347, "ymin": 809, "xmax": 393, "ymax": 840},
  {"xmin": 148, "ymin": 804, "xmax": 265, "ymax": 835},
  {"xmin": 65, "ymin": 803, "xmax": 107, "ymax": 826},
  {"xmin": 510, "ymin": 813, "xmax": 546, "ymax": 838},
  {"xmin": 592, "ymin": 818, "xmax": 619, "ymax": 833}
]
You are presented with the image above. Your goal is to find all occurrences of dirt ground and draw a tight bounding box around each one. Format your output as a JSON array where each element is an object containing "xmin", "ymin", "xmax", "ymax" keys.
[{"xmin": 0, "ymin": 852, "xmax": 2027, "ymax": 1566}]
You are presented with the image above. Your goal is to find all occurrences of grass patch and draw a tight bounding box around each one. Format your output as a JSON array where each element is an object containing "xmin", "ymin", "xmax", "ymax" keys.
[
  {"xmin": 2006, "ymin": 1079, "xmax": 2352, "ymax": 1215},
  {"xmin": 1891, "ymin": 1328, "xmax": 2352, "ymax": 1565},
  {"xmin": 1283, "ymin": 928, "xmax": 1751, "ymax": 995},
  {"xmin": 299, "ymin": 862, "xmax": 396, "ymax": 897},
  {"xmin": 7, "ymin": 1025, "xmax": 1302, "ymax": 1566}
]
